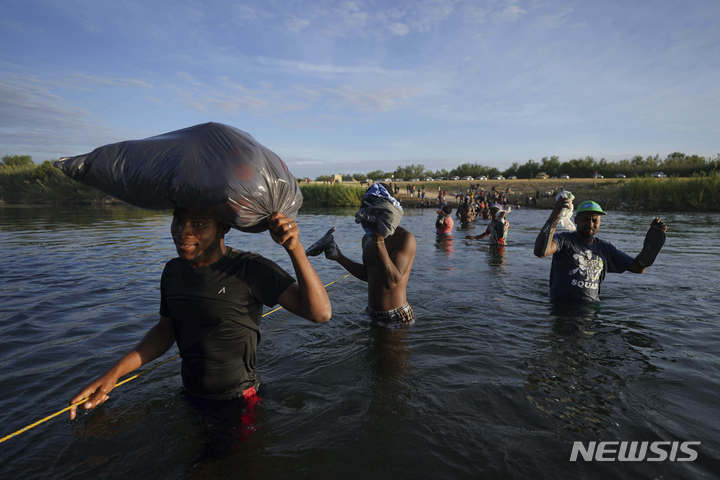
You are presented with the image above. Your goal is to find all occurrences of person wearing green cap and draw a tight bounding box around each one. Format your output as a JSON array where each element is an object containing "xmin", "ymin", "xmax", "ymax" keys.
[{"xmin": 534, "ymin": 197, "xmax": 667, "ymax": 303}]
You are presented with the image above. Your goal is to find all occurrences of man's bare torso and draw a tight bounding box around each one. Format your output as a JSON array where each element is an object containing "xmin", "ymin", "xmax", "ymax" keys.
[{"xmin": 361, "ymin": 226, "xmax": 415, "ymax": 311}]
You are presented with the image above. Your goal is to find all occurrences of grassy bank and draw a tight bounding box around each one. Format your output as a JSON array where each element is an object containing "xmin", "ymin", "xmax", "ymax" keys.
[
  {"xmin": 2, "ymin": 163, "xmax": 718, "ymax": 212},
  {"xmin": 299, "ymin": 184, "xmax": 365, "ymax": 207},
  {"xmin": 618, "ymin": 174, "xmax": 720, "ymax": 211},
  {"xmin": 0, "ymin": 161, "xmax": 111, "ymax": 204}
]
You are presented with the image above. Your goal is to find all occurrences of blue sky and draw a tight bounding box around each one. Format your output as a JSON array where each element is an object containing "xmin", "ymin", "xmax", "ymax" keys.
[{"xmin": 1, "ymin": 0, "xmax": 718, "ymax": 178}]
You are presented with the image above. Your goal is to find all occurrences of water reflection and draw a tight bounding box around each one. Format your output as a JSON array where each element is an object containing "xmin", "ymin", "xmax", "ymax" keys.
[
  {"xmin": 363, "ymin": 326, "xmax": 412, "ymax": 452},
  {"xmin": 434, "ymin": 235, "xmax": 454, "ymax": 255},
  {"xmin": 0, "ymin": 205, "xmax": 165, "ymax": 231},
  {"xmin": 549, "ymin": 302, "xmax": 600, "ymax": 335},
  {"xmin": 524, "ymin": 302, "xmax": 659, "ymax": 433},
  {"xmin": 367, "ymin": 326, "xmax": 411, "ymax": 382},
  {"xmin": 487, "ymin": 245, "xmax": 507, "ymax": 268}
]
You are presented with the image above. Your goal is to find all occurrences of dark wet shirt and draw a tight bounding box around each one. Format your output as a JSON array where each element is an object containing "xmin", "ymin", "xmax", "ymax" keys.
[
  {"xmin": 549, "ymin": 232, "xmax": 634, "ymax": 303},
  {"xmin": 160, "ymin": 247, "xmax": 294, "ymax": 398}
]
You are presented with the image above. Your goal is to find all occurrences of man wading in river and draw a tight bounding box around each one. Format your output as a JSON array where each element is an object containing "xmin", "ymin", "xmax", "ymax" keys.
[
  {"xmin": 310, "ymin": 183, "xmax": 417, "ymax": 328},
  {"xmin": 534, "ymin": 198, "xmax": 667, "ymax": 303},
  {"xmin": 69, "ymin": 208, "xmax": 331, "ymax": 419}
]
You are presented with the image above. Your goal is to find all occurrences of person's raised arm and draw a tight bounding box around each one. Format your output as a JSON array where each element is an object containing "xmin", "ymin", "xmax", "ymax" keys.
[
  {"xmin": 324, "ymin": 236, "xmax": 368, "ymax": 282},
  {"xmin": 69, "ymin": 316, "xmax": 175, "ymax": 419},
  {"xmin": 370, "ymin": 231, "xmax": 416, "ymax": 288},
  {"xmin": 627, "ymin": 217, "xmax": 667, "ymax": 274},
  {"xmin": 270, "ymin": 213, "xmax": 332, "ymax": 323},
  {"xmin": 534, "ymin": 197, "xmax": 569, "ymax": 258}
]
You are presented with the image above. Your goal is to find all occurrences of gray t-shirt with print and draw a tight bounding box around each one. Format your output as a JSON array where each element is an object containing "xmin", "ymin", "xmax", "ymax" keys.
[{"xmin": 549, "ymin": 232, "xmax": 634, "ymax": 303}]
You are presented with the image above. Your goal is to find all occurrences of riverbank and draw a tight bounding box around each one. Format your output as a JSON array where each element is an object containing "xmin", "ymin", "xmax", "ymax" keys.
[
  {"xmin": 2, "ymin": 163, "xmax": 718, "ymax": 211},
  {"xmin": 0, "ymin": 161, "xmax": 114, "ymax": 205},
  {"xmin": 301, "ymin": 176, "xmax": 720, "ymax": 211}
]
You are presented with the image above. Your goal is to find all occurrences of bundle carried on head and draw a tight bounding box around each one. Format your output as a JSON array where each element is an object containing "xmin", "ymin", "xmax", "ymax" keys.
[
  {"xmin": 355, "ymin": 183, "xmax": 403, "ymax": 237},
  {"xmin": 54, "ymin": 122, "xmax": 302, "ymax": 232}
]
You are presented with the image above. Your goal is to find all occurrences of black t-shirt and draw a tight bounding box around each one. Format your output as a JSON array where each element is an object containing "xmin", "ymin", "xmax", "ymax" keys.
[
  {"xmin": 549, "ymin": 232, "xmax": 634, "ymax": 303},
  {"xmin": 160, "ymin": 247, "xmax": 295, "ymax": 399}
]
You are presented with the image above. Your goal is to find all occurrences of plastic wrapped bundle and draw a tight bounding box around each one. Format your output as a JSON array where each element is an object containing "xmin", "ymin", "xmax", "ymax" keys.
[
  {"xmin": 555, "ymin": 189, "xmax": 576, "ymax": 232},
  {"xmin": 54, "ymin": 122, "xmax": 302, "ymax": 232},
  {"xmin": 355, "ymin": 183, "xmax": 403, "ymax": 237}
]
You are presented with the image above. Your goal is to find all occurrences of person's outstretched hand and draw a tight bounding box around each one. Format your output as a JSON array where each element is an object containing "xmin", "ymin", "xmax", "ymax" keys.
[{"xmin": 69, "ymin": 371, "xmax": 119, "ymax": 420}]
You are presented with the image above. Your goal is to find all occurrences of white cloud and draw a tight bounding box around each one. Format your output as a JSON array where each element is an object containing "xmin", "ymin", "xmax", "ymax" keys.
[
  {"xmin": 538, "ymin": 5, "xmax": 575, "ymax": 29},
  {"xmin": 286, "ymin": 16, "xmax": 311, "ymax": 32},
  {"xmin": 388, "ymin": 22, "xmax": 410, "ymax": 36},
  {"xmin": 68, "ymin": 73, "xmax": 152, "ymax": 89},
  {"xmin": 405, "ymin": 0, "xmax": 456, "ymax": 31},
  {"xmin": 173, "ymin": 83, "xmax": 268, "ymax": 113},
  {"xmin": 255, "ymin": 57, "xmax": 410, "ymax": 77},
  {"xmin": 336, "ymin": 1, "xmax": 369, "ymax": 28},
  {"xmin": 283, "ymin": 157, "xmax": 325, "ymax": 166},
  {"xmin": 0, "ymin": 73, "xmax": 118, "ymax": 158},
  {"xmin": 461, "ymin": 4, "xmax": 489, "ymax": 24},
  {"xmin": 176, "ymin": 71, "xmax": 206, "ymax": 88},
  {"xmin": 231, "ymin": 4, "xmax": 259, "ymax": 21},
  {"xmin": 500, "ymin": 4, "xmax": 526, "ymax": 21},
  {"xmin": 326, "ymin": 84, "xmax": 419, "ymax": 111}
]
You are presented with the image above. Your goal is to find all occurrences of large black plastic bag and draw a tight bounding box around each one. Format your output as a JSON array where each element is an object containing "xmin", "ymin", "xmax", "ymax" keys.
[{"xmin": 54, "ymin": 122, "xmax": 302, "ymax": 232}]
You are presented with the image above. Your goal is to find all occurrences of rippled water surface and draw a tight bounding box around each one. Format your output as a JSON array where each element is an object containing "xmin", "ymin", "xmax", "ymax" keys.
[{"xmin": 1, "ymin": 205, "xmax": 719, "ymax": 479}]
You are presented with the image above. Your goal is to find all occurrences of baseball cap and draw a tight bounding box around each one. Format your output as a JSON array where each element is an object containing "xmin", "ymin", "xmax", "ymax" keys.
[{"xmin": 575, "ymin": 200, "xmax": 606, "ymax": 215}]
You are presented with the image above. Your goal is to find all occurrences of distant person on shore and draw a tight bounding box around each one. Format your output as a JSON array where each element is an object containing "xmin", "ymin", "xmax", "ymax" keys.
[
  {"xmin": 534, "ymin": 198, "xmax": 667, "ymax": 303},
  {"xmin": 465, "ymin": 203, "xmax": 509, "ymax": 245},
  {"xmin": 319, "ymin": 183, "xmax": 417, "ymax": 328},
  {"xmin": 69, "ymin": 208, "xmax": 331, "ymax": 419}
]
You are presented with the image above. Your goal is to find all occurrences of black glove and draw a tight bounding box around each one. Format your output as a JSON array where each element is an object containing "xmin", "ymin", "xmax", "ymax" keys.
[{"xmin": 636, "ymin": 226, "xmax": 666, "ymax": 268}]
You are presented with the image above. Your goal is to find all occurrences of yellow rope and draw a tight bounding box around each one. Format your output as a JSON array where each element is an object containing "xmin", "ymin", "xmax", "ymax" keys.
[
  {"xmin": 0, "ymin": 273, "xmax": 351, "ymax": 444},
  {"xmin": 0, "ymin": 353, "xmax": 180, "ymax": 444}
]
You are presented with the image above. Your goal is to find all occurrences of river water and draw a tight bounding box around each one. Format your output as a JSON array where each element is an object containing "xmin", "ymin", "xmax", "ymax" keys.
[{"xmin": 0, "ymin": 205, "xmax": 718, "ymax": 479}]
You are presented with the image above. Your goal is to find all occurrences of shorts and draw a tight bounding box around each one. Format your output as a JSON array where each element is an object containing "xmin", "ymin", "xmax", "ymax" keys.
[
  {"xmin": 367, "ymin": 304, "xmax": 415, "ymax": 328},
  {"xmin": 185, "ymin": 385, "xmax": 262, "ymax": 445}
]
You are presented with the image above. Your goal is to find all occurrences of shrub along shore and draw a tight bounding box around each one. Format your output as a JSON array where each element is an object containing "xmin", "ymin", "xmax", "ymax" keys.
[{"xmin": 1, "ymin": 161, "xmax": 718, "ymax": 212}]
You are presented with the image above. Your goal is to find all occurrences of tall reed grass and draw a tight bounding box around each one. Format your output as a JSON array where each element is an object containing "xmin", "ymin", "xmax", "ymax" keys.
[
  {"xmin": 619, "ymin": 174, "xmax": 720, "ymax": 211},
  {"xmin": 299, "ymin": 184, "xmax": 366, "ymax": 207},
  {"xmin": 0, "ymin": 161, "xmax": 107, "ymax": 204}
]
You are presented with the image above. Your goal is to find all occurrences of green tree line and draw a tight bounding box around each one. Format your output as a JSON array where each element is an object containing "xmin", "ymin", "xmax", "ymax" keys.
[{"xmin": 315, "ymin": 153, "xmax": 720, "ymax": 181}]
